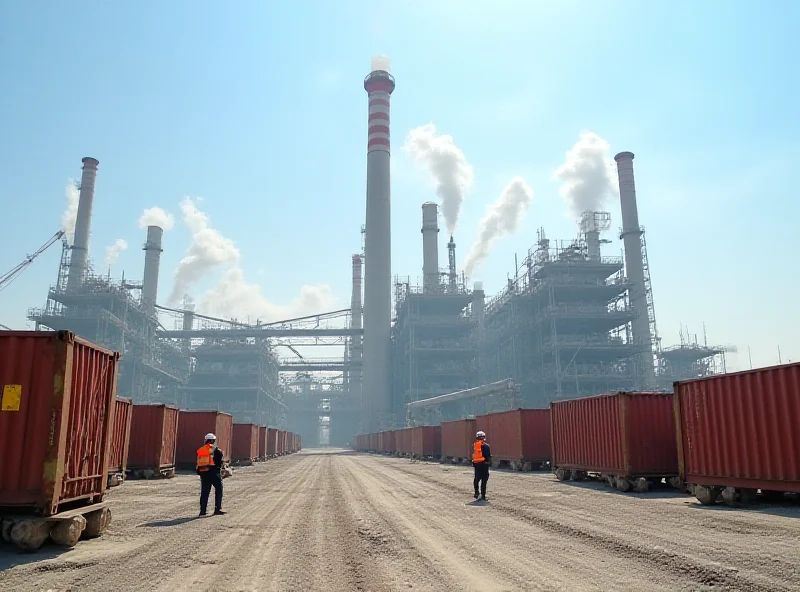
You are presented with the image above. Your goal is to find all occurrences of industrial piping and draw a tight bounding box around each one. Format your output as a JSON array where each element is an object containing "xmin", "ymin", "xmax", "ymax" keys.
[
  {"xmin": 141, "ymin": 225, "xmax": 164, "ymax": 314},
  {"xmin": 67, "ymin": 157, "xmax": 99, "ymax": 290},
  {"xmin": 349, "ymin": 254, "xmax": 363, "ymax": 406},
  {"xmin": 421, "ymin": 203, "xmax": 439, "ymax": 293},
  {"xmin": 362, "ymin": 56, "xmax": 395, "ymax": 429},
  {"xmin": 614, "ymin": 151, "xmax": 654, "ymax": 384}
]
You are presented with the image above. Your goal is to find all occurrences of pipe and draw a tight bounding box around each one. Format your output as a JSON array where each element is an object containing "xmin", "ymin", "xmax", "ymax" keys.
[
  {"xmin": 421, "ymin": 202, "xmax": 439, "ymax": 292},
  {"xmin": 350, "ymin": 254, "xmax": 363, "ymax": 405},
  {"xmin": 141, "ymin": 225, "xmax": 164, "ymax": 313},
  {"xmin": 67, "ymin": 157, "xmax": 99, "ymax": 290}
]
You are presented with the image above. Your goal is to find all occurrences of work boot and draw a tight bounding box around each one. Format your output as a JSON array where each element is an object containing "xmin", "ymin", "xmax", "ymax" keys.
[
  {"xmin": 473, "ymin": 491, "xmax": 479, "ymax": 499},
  {"xmin": 199, "ymin": 512, "xmax": 207, "ymax": 517},
  {"xmin": 481, "ymin": 495, "xmax": 487, "ymax": 501},
  {"xmin": 213, "ymin": 509, "xmax": 227, "ymax": 516}
]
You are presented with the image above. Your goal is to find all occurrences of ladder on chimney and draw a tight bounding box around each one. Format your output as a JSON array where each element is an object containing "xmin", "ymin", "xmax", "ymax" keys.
[{"xmin": 639, "ymin": 228, "xmax": 661, "ymax": 356}]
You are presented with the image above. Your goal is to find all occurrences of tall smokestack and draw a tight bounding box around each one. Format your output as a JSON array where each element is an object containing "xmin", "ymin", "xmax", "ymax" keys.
[
  {"xmin": 447, "ymin": 236, "xmax": 457, "ymax": 293},
  {"xmin": 350, "ymin": 254, "xmax": 363, "ymax": 406},
  {"xmin": 362, "ymin": 56, "xmax": 395, "ymax": 429},
  {"xmin": 614, "ymin": 151, "xmax": 653, "ymax": 384},
  {"xmin": 421, "ymin": 202, "xmax": 439, "ymax": 293},
  {"xmin": 141, "ymin": 225, "xmax": 164, "ymax": 314},
  {"xmin": 67, "ymin": 157, "xmax": 99, "ymax": 290},
  {"xmin": 472, "ymin": 281, "xmax": 485, "ymax": 323}
]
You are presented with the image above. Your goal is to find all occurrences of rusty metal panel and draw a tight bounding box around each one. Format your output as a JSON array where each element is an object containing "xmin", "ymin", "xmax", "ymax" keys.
[
  {"xmin": 396, "ymin": 428, "xmax": 413, "ymax": 454},
  {"xmin": 176, "ymin": 411, "xmax": 233, "ymax": 468},
  {"xmin": 127, "ymin": 404, "xmax": 179, "ymax": 471},
  {"xmin": 0, "ymin": 331, "xmax": 120, "ymax": 516},
  {"xmin": 552, "ymin": 392, "xmax": 678, "ymax": 477},
  {"xmin": 411, "ymin": 426, "xmax": 442, "ymax": 457},
  {"xmin": 276, "ymin": 430, "xmax": 286, "ymax": 455},
  {"xmin": 108, "ymin": 397, "xmax": 133, "ymax": 474},
  {"xmin": 267, "ymin": 428, "xmax": 278, "ymax": 456},
  {"xmin": 675, "ymin": 363, "xmax": 800, "ymax": 493},
  {"xmin": 476, "ymin": 409, "xmax": 551, "ymax": 463},
  {"xmin": 232, "ymin": 423, "xmax": 259, "ymax": 461},
  {"xmin": 441, "ymin": 418, "xmax": 476, "ymax": 459},
  {"xmin": 258, "ymin": 426, "xmax": 268, "ymax": 459}
]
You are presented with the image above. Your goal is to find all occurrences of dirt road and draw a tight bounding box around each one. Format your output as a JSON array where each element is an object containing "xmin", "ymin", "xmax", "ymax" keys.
[{"xmin": 1, "ymin": 450, "xmax": 798, "ymax": 592}]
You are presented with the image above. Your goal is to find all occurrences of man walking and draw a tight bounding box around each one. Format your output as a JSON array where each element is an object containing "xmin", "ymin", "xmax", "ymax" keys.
[
  {"xmin": 197, "ymin": 433, "xmax": 227, "ymax": 516},
  {"xmin": 472, "ymin": 430, "xmax": 491, "ymax": 501}
]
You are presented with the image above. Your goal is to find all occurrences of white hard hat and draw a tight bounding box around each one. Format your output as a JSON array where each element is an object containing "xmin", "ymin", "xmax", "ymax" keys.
[
  {"xmin": 476, "ymin": 431, "xmax": 486, "ymax": 439},
  {"xmin": 205, "ymin": 433, "xmax": 217, "ymax": 441}
]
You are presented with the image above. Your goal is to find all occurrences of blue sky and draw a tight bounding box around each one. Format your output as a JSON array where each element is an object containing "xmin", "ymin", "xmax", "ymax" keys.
[{"xmin": 0, "ymin": 1, "xmax": 797, "ymax": 370}]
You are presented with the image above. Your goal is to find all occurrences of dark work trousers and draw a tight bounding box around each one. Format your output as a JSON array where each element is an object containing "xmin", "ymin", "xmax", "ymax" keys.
[
  {"xmin": 199, "ymin": 471, "xmax": 223, "ymax": 514},
  {"xmin": 473, "ymin": 463, "xmax": 489, "ymax": 496}
]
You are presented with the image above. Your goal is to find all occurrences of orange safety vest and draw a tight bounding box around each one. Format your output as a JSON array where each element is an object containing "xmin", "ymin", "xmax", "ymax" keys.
[
  {"xmin": 197, "ymin": 444, "xmax": 214, "ymax": 472},
  {"xmin": 472, "ymin": 440, "xmax": 485, "ymax": 463}
]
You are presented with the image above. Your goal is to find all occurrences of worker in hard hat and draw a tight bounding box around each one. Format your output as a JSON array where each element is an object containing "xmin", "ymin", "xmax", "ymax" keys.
[
  {"xmin": 196, "ymin": 433, "xmax": 226, "ymax": 516},
  {"xmin": 472, "ymin": 431, "xmax": 492, "ymax": 501}
]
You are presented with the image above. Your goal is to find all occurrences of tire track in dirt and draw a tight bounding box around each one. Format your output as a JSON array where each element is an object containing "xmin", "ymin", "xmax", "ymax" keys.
[{"xmin": 384, "ymin": 456, "xmax": 794, "ymax": 592}]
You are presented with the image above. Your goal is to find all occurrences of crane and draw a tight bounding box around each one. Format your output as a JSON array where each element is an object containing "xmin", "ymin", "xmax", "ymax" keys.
[{"xmin": 0, "ymin": 230, "xmax": 65, "ymax": 293}]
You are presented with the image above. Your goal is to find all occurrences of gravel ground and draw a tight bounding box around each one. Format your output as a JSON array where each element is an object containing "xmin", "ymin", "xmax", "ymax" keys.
[{"xmin": 1, "ymin": 449, "xmax": 798, "ymax": 592}]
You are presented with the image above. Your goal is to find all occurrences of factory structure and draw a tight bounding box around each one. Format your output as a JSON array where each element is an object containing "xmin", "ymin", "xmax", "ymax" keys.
[{"xmin": 21, "ymin": 58, "xmax": 726, "ymax": 445}]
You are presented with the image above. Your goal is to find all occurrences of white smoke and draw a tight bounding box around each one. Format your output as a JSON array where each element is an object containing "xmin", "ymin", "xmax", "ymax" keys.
[
  {"xmin": 169, "ymin": 198, "xmax": 335, "ymax": 320},
  {"xmin": 404, "ymin": 123, "xmax": 474, "ymax": 234},
  {"xmin": 60, "ymin": 179, "xmax": 80, "ymax": 245},
  {"xmin": 104, "ymin": 239, "xmax": 128, "ymax": 266},
  {"xmin": 464, "ymin": 177, "xmax": 534, "ymax": 276},
  {"xmin": 138, "ymin": 207, "xmax": 175, "ymax": 231},
  {"xmin": 552, "ymin": 131, "xmax": 618, "ymax": 218}
]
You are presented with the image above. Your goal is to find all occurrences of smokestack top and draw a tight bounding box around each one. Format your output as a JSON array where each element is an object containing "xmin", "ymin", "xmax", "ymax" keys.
[
  {"xmin": 364, "ymin": 56, "xmax": 395, "ymax": 93},
  {"xmin": 82, "ymin": 157, "xmax": 99, "ymax": 167},
  {"xmin": 614, "ymin": 151, "xmax": 635, "ymax": 162},
  {"xmin": 370, "ymin": 56, "xmax": 391, "ymax": 73}
]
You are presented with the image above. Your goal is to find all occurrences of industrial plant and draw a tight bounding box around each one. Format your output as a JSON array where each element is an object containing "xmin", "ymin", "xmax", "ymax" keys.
[{"xmin": 15, "ymin": 58, "xmax": 726, "ymax": 448}]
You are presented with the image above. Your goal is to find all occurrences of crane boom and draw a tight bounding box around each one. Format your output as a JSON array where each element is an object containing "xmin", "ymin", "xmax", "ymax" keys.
[{"xmin": 0, "ymin": 230, "xmax": 65, "ymax": 292}]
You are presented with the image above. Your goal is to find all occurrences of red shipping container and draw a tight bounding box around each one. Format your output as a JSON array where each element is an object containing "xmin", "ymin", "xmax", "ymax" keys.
[
  {"xmin": 0, "ymin": 331, "xmax": 120, "ymax": 516},
  {"xmin": 127, "ymin": 404, "xmax": 180, "ymax": 474},
  {"xmin": 396, "ymin": 428, "xmax": 413, "ymax": 455},
  {"xmin": 108, "ymin": 397, "xmax": 133, "ymax": 475},
  {"xmin": 551, "ymin": 392, "xmax": 678, "ymax": 481},
  {"xmin": 476, "ymin": 409, "xmax": 551, "ymax": 466},
  {"xmin": 411, "ymin": 426, "xmax": 442, "ymax": 458},
  {"xmin": 441, "ymin": 418, "xmax": 476, "ymax": 460},
  {"xmin": 176, "ymin": 411, "xmax": 233, "ymax": 468},
  {"xmin": 675, "ymin": 363, "xmax": 800, "ymax": 496},
  {"xmin": 267, "ymin": 428, "xmax": 278, "ymax": 456},
  {"xmin": 232, "ymin": 423, "xmax": 259, "ymax": 461},
  {"xmin": 276, "ymin": 430, "xmax": 285, "ymax": 455},
  {"xmin": 257, "ymin": 426, "xmax": 268, "ymax": 459}
]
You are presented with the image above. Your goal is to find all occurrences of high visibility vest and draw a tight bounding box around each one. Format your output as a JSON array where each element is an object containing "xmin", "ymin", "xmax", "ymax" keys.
[
  {"xmin": 197, "ymin": 444, "xmax": 214, "ymax": 472},
  {"xmin": 472, "ymin": 440, "xmax": 485, "ymax": 463}
]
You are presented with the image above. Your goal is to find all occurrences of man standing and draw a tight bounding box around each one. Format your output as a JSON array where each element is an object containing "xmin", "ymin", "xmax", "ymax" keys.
[
  {"xmin": 196, "ymin": 433, "xmax": 227, "ymax": 516},
  {"xmin": 472, "ymin": 430, "xmax": 491, "ymax": 501}
]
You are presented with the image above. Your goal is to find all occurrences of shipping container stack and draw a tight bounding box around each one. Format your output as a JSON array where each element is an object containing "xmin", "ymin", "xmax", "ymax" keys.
[{"xmin": 0, "ymin": 331, "xmax": 119, "ymax": 551}]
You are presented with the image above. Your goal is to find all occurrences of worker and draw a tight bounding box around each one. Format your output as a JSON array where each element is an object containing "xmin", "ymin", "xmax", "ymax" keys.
[
  {"xmin": 472, "ymin": 430, "xmax": 491, "ymax": 501},
  {"xmin": 196, "ymin": 433, "xmax": 226, "ymax": 516}
]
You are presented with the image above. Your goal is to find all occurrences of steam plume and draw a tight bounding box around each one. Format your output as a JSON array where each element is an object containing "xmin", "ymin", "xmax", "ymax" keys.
[
  {"xmin": 552, "ymin": 131, "xmax": 617, "ymax": 218},
  {"xmin": 104, "ymin": 239, "xmax": 128, "ymax": 265},
  {"xmin": 404, "ymin": 123, "xmax": 474, "ymax": 234},
  {"xmin": 60, "ymin": 179, "xmax": 79, "ymax": 245},
  {"xmin": 465, "ymin": 177, "xmax": 533, "ymax": 276},
  {"xmin": 139, "ymin": 207, "xmax": 175, "ymax": 230}
]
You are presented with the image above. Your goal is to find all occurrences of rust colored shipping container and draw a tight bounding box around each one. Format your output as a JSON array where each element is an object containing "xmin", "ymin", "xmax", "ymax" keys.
[
  {"xmin": 675, "ymin": 363, "xmax": 800, "ymax": 499},
  {"xmin": 267, "ymin": 428, "xmax": 278, "ymax": 456},
  {"xmin": 176, "ymin": 411, "xmax": 233, "ymax": 468},
  {"xmin": 411, "ymin": 426, "xmax": 442, "ymax": 458},
  {"xmin": 0, "ymin": 331, "xmax": 120, "ymax": 516},
  {"xmin": 396, "ymin": 428, "xmax": 413, "ymax": 455},
  {"xmin": 127, "ymin": 404, "xmax": 180, "ymax": 475},
  {"xmin": 441, "ymin": 418, "xmax": 476, "ymax": 460},
  {"xmin": 551, "ymin": 392, "xmax": 678, "ymax": 484},
  {"xmin": 107, "ymin": 397, "xmax": 133, "ymax": 476},
  {"xmin": 366, "ymin": 433, "xmax": 376, "ymax": 451},
  {"xmin": 476, "ymin": 409, "xmax": 551, "ymax": 467},
  {"xmin": 257, "ymin": 426, "xmax": 268, "ymax": 459},
  {"xmin": 232, "ymin": 423, "xmax": 259, "ymax": 462},
  {"xmin": 276, "ymin": 430, "xmax": 285, "ymax": 455},
  {"xmin": 385, "ymin": 430, "xmax": 397, "ymax": 453}
]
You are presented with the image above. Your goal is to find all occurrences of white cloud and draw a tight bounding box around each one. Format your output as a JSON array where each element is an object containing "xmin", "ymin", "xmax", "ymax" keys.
[
  {"xmin": 404, "ymin": 123, "xmax": 474, "ymax": 235},
  {"xmin": 552, "ymin": 131, "xmax": 618, "ymax": 218},
  {"xmin": 104, "ymin": 239, "xmax": 128, "ymax": 266},
  {"xmin": 138, "ymin": 207, "xmax": 175, "ymax": 230},
  {"xmin": 60, "ymin": 179, "xmax": 79, "ymax": 245}
]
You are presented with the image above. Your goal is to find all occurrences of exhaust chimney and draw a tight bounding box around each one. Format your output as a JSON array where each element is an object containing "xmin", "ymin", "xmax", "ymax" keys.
[
  {"xmin": 421, "ymin": 202, "xmax": 440, "ymax": 293},
  {"xmin": 67, "ymin": 157, "xmax": 99, "ymax": 290},
  {"xmin": 614, "ymin": 151, "xmax": 654, "ymax": 383},
  {"xmin": 350, "ymin": 254, "xmax": 363, "ymax": 406},
  {"xmin": 142, "ymin": 225, "xmax": 164, "ymax": 314},
  {"xmin": 447, "ymin": 236, "xmax": 457, "ymax": 293},
  {"xmin": 362, "ymin": 57, "xmax": 396, "ymax": 430},
  {"xmin": 472, "ymin": 281, "xmax": 485, "ymax": 323}
]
